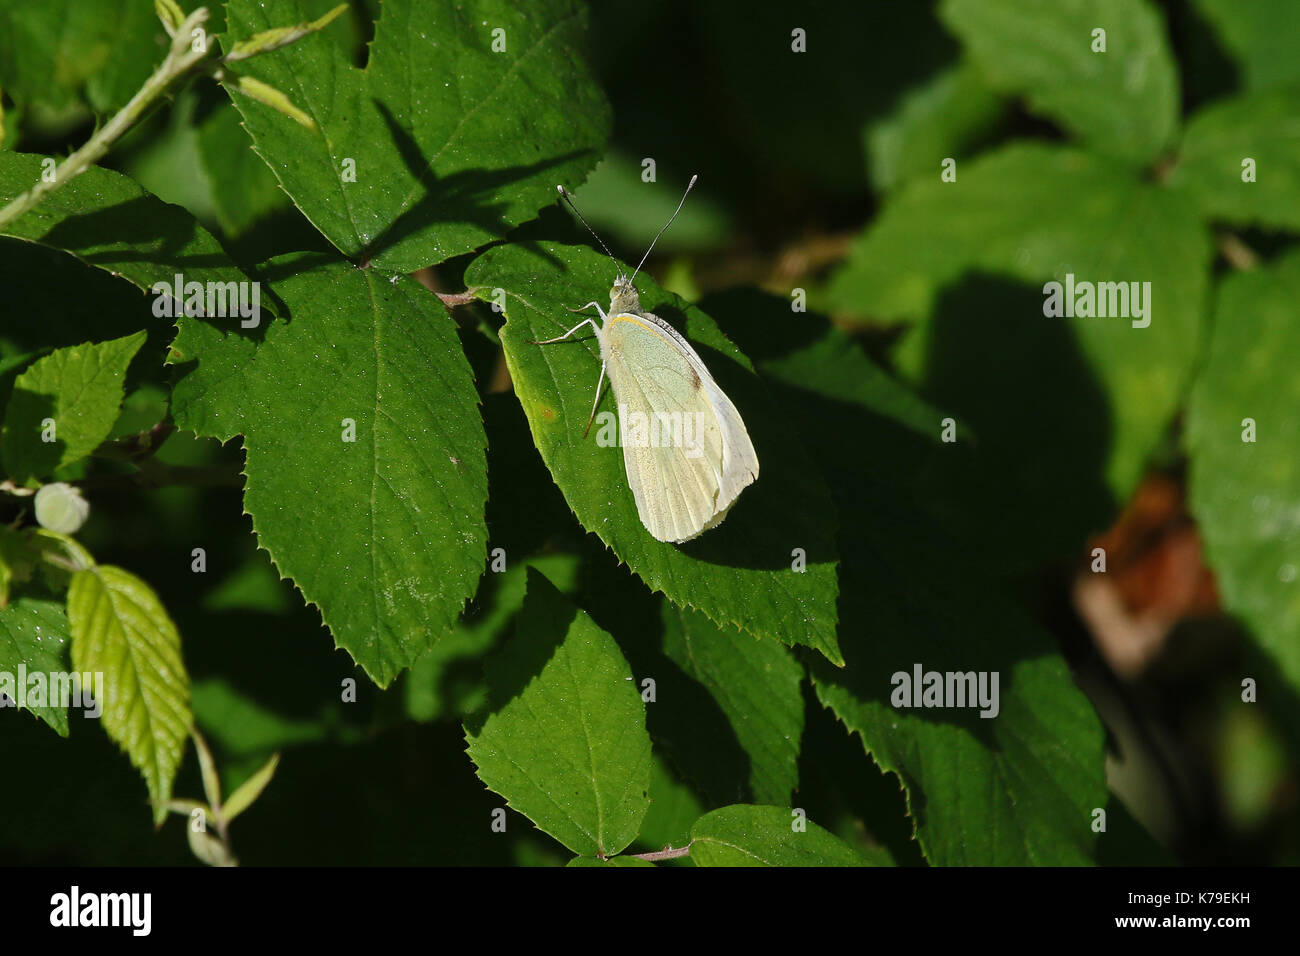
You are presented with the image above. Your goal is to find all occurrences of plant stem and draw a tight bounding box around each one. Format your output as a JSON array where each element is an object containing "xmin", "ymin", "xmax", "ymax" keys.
[
  {"xmin": 628, "ymin": 843, "xmax": 693, "ymax": 862},
  {"xmin": 0, "ymin": 8, "xmax": 213, "ymax": 231}
]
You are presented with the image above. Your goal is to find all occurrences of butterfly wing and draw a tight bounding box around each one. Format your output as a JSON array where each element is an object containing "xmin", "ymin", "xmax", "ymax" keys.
[{"xmin": 602, "ymin": 312, "xmax": 759, "ymax": 543}]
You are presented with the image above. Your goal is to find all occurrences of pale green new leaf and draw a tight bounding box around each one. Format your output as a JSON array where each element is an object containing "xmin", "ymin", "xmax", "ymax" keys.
[
  {"xmin": 465, "ymin": 568, "xmax": 652, "ymax": 858},
  {"xmin": 465, "ymin": 241, "xmax": 842, "ymax": 664},
  {"xmin": 222, "ymin": 752, "xmax": 281, "ymax": 823},
  {"xmin": 0, "ymin": 331, "xmax": 145, "ymax": 482},
  {"xmin": 68, "ymin": 565, "xmax": 191, "ymax": 822},
  {"xmin": 1186, "ymin": 250, "xmax": 1300, "ymax": 688},
  {"xmin": 689, "ymin": 805, "xmax": 872, "ymax": 867}
]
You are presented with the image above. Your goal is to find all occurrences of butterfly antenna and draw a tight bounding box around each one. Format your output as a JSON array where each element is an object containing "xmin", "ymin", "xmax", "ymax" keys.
[
  {"xmin": 557, "ymin": 185, "xmax": 625, "ymax": 280},
  {"xmin": 631, "ymin": 175, "xmax": 697, "ymax": 284}
]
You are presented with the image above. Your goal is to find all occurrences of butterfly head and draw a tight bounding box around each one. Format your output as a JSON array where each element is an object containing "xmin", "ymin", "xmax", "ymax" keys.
[{"xmin": 609, "ymin": 275, "xmax": 641, "ymax": 316}]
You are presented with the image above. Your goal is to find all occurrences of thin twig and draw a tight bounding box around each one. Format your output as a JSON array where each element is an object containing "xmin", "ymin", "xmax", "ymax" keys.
[
  {"xmin": 628, "ymin": 843, "xmax": 693, "ymax": 862},
  {"xmin": 437, "ymin": 291, "xmax": 478, "ymax": 307}
]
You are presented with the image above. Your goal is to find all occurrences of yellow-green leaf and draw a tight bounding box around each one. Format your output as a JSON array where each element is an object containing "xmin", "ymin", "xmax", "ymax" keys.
[{"xmin": 68, "ymin": 565, "xmax": 191, "ymax": 823}]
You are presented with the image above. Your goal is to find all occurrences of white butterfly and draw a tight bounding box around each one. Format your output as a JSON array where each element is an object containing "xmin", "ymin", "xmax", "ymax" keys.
[{"xmin": 531, "ymin": 178, "xmax": 758, "ymax": 543}]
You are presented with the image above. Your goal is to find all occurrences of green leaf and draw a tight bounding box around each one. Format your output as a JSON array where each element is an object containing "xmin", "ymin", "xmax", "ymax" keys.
[
  {"xmin": 1169, "ymin": 89, "xmax": 1300, "ymax": 232},
  {"xmin": 1186, "ymin": 250, "xmax": 1300, "ymax": 688},
  {"xmin": 465, "ymin": 568, "xmax": 652, "ymax": 858},
  {"xmin": 68, "ymin": 565, "xmax": 192, "ymax": 822},
  {"xmin": 829, "ymin": 144, "xmax": 1211, "ymax": 505},
  {"xmin": 220, "ymin": 0, "xmax": 610, "ymax": 271},
  {"xmin": 939, "ymin": 0, "xmax": 1179, "ymax": 165},
  {"xmin": 864, "ymin": 61, "xmax": 1005, "ymax": 192},
  {"xmin": 170, "ymin": 253, "xmax": 488, "ymax": 687},
  {"xmin": 689, "ymin": 805, "xmax": 872, "ymax": 867},
  {"xmin": 0, "ymin": 0, "xmax": 163, "ymax": 114},
  {"xmin": 465, "ymin": 241, "xmax": 842, "ymax": 664},
  {"xmin": 0, "ymin": 153, "xmax": 257, "ymax": 302},
  {"xmin": 0, "ymin": 595, "xmax": 72, "ymax": 735},
  {"xmin": 0, "ymin": 331, "xmax": 145, "ymax": 482},
  {"xmin": 222, "ymin": 752, "xmax": 280, "ymax": 823},
  {"xmin": 1191, "ymin": 0, "xmax": 1300, "ymax": 91},
  {"xmin": 661, "ymin": 604, "xmax": 804, "ymax": 806}
]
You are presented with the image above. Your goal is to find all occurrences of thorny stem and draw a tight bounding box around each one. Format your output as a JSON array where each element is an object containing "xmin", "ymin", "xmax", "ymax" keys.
[{"xmin": 0, "ymin": 9, "xmax": 214, "ymax": 231}]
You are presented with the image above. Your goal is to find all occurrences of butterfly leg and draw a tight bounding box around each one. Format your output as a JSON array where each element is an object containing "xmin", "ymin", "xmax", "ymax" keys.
[
  {"xmin": 526, "ymin": 304, "xmax": 604, "ymax": 345},
  {"xmin": 582, "ymin": 359, "xmax": 608, "ymax": 439}
]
